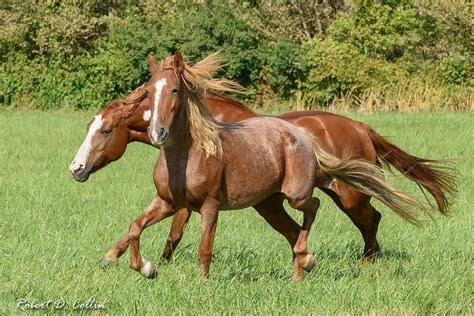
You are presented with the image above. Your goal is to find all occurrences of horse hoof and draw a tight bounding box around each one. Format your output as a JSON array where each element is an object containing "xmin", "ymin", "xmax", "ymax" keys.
[
  {"xmin": 98, "ymin": 257, "xmax": 117, "ymax": 269},
  {"xmin": 304, "ymin": 255, "xmax": 316, "ymax": 272},
  {"xmin": 362, "ymin": 246, "xmax": 385, "ymax": 263},
  {"xmin": 375, "ymin": 246, "xmax": 386, "ymax": 259},
  {"xmin": 141, "ymin": 259, "xmax": 158, "ymax": 279},
  {"xmin": 299, "ymin": 254, "xmax": 316, "ymax": 272}
]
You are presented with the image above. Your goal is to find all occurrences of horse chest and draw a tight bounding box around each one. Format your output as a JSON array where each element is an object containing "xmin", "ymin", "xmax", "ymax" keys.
[{"xmin": 154, "ymin": 153, "xmax": 221, "ymax": 208}]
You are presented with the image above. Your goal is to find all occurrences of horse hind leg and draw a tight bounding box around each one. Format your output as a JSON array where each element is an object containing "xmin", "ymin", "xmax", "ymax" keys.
[
  {"xmin": 253, "ymin": 196, "xmax": 304, "ymax": 280},
  {"xmin": 356, "ymin": 203, "xmax": 383, "ymax": 260},
  {"xmin": 287, "ymin": 196, "xmax": 320, "ymax": 274},
  {"xmin": 321, "ymin": 185, "xmax": 383, "ymax": 260}
]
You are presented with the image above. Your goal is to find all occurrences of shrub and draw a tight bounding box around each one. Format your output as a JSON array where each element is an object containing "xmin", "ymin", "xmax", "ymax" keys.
[
  {"xmin": 438, "ymin": 56, "xmax": 472, "ymax": 86},
  {"xmin": 0, "ymin": 0, "xmax": 472, "ymax": 111},
  {"xmin": 261, "ymin": 41, "xmax": 309, "ymax": 98},
  {"xmin": 301, "ymin": 1, "xmax": 472, "ymax": 110}
]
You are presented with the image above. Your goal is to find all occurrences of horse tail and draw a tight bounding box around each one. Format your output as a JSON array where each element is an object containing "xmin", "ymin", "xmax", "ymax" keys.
[
  {"xmin": 366, "ymin": 126, "xmax": 457, "ymax": 215},
  {"xmin": 304, "ymin": 132, "xmax": 430, "ymax": 226}
]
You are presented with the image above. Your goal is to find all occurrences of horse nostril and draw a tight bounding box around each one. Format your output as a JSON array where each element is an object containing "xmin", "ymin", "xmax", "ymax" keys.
[
  {"xmin": 159, "ymin": 127, "xmax": 165, "ymax": 138},
  {"xmin": 75, "ymin": 164, "xmax": 85, "ymax": 173}
]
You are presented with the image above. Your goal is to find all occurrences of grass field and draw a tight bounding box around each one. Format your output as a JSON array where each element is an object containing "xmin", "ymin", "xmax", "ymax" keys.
[{"xmin": 0, "ymin": 110, "xmax": 472, "ymax": 314}]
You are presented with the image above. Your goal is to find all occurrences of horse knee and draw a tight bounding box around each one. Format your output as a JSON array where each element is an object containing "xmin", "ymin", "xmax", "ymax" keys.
[{"xmin": 128, "ymin": 221, "xmax": 142, "ymax": 240}]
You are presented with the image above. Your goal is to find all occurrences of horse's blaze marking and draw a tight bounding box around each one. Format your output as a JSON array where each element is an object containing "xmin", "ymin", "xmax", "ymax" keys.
[
  {"xmin": 74, "ymin": 114, "xmax": 104, "ymax": 165},
  {"xmin": 143, "ymin": 110, "xmax": 151, "ymax": 121},
  {"xmin": 151, "ymin": 79, "xmax": 167, "ymax": 141}
]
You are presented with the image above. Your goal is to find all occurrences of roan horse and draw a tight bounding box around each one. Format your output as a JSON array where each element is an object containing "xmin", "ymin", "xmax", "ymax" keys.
[
  {"xmin": 69, "ymin": 54, "xmax": 457, "ymax": 278},
  {"xmin": 86, "ymin": 52, "xmax": 448, "ymax": 279}
]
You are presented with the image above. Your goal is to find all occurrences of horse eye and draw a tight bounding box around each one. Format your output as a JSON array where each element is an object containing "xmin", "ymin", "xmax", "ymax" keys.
[
  {"xmin": 171, "ymin": 87, "xmax": 179, "ymax": 95},
  {"xmin": 101, "ymin": 129, "xmax": 112, "ymax": 136}
]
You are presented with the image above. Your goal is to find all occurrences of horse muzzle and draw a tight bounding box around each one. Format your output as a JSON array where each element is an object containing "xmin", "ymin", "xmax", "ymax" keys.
[
  {"xmin": 69, "ymin": 160, "xmax": 91, "ymax": 182},
  {"xmin": 148, "ymin": 126, "xmax": 169, "ymax": 146}
]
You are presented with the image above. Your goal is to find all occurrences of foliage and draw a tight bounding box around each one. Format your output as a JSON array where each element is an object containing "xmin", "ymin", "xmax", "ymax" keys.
[
  {"xmin": 260, "ymin": 41, "xmax": 309, "ymax": 98},
  {"xmin": 301, "ymin": 1, "xmax": 472, "ymax": 110},
  {"xmin": 0, "ymin": 0, "xmax": 472, "ymax": 110},
  {"xmin": 438, "ymin": 56, "xmax": 472, "ymax": 86},
  {"xmin": 241, "ymin": 0, "xmax": 345, "ymax": 41}
]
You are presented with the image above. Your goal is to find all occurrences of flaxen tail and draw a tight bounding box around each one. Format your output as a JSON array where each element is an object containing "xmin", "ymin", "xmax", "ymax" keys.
[
  {"xmin": 366, "ymin": 127, "xmax": 457, "ymax": 215},
  {"xmin": 304, "ymin": 132, "xmax": 437, "ymax": 226}
]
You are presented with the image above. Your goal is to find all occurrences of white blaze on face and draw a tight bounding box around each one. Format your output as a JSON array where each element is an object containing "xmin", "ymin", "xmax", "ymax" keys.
[
  {"xmin": 143, "ymin": 110, "xmax": 151, "ymax": 121},
  {"xmin": 69, "ymin": 114, "xmax": 104, "ymax": 173},
  {"xmin": 150, "ymin": 78, "xmax": 167, "ymax": 142}
]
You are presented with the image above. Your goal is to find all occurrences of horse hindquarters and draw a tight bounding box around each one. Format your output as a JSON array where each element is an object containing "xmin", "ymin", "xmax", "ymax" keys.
[{"xmin": 278, "ymin": 127, "xmax": 321, "ymax": 276}]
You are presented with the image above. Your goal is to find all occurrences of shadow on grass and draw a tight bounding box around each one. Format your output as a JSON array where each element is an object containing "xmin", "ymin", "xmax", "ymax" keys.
[
  {"xmin": 156, "ymin": 241, "xmax": 412, "ymax": 282},
  {"xmin": 315, "ymin": 241, "xmax": 411, "ymax": 262},
  {"xmin": 165, "ymin": 244, "xmax": 290, "ymax": 282}
]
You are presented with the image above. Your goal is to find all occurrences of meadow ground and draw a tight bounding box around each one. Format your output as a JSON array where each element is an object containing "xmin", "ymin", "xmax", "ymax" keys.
[{"xmin": 0, "ymin": 110, "xmax": 472, "ymax": 314}]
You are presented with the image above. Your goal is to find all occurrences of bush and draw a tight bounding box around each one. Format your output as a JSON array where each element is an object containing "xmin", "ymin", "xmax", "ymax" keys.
[
  {"xmin": 261, "ymin": 41, "xmax": 309, "ymax": 98},
  {"xmin": 0, "ymin": 0, "xmax": 472, "ymax": 111},
  {"xmin": 301, "ymin": 1, "xmax": 472, "ymax": 110},
  {"xmin": 438, "ymin": 56, "xmax": 472, "ymax": 86},
  {"xmin": 329, "ymin": 3, "xmax": 437, "ymax": 61}
]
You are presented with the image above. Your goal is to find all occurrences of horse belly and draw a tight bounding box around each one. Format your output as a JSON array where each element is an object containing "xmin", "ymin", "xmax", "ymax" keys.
[{"xmin": 220, "ymin": 142, "xmax": 284, "ymax": 210}]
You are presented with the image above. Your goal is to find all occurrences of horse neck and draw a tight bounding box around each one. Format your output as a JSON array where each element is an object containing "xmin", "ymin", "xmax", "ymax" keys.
[
  {"xmin": 124, "ymin": 100, "xmax": 153, "ymax": 145},
  {"xmin": 162, "ymin": 104, "xmax": 193, "ymax": 158},
  {"xmin": 123, "ymin": 94, "xmax": 254, "ymax": 145}
]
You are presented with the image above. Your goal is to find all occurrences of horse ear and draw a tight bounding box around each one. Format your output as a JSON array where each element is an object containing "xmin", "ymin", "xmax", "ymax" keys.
[
  {"xmin": 173, "ymin": 51, "xmax": 184, "ymax": 74},
  {"xmin": 148, "ymin": 55, "xmax": 158, "ymax": 73}
]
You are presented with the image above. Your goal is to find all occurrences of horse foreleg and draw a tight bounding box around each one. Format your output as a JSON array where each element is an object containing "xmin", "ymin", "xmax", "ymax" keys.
[
  {"xmin": 161, "ymin": 208, "xmax": 192, "ymax": 261},
  {"xmin": 198, "ymin": 198, "xmax": 219, "ymax": 278},
  {"xmin": 126, "ymin": 195, "xmax": 174, "ymax": 278},
  {"xmin": 100, "ymin": 233, "xmax": 131, "ymax": 268},
  {"xmin": 99, "ymin": 199, "xmax": 179, "ymax": 268}
]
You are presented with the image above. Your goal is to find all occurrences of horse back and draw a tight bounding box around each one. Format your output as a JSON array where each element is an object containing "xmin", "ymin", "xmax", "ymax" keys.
[
  {"xmin": 280, "ymin": 111, "xmax": 377, "ymax": 162},
  {"xmin": 218, "ymin": 117, "xmax": 317, "ymax": 209}
]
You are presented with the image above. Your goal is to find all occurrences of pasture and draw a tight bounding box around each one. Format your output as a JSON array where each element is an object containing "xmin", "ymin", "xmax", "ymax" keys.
[{"xmin": 0, "ymin": 110, "xmax": 472, "ymax": 314}]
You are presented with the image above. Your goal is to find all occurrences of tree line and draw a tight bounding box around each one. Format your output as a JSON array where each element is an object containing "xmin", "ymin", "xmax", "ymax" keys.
[{"xmin": 1, "ymin": 0, "xmax": 471, "ymax": 111}]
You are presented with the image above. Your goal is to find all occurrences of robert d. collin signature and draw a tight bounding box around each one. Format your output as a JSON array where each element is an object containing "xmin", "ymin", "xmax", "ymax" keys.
[{"xmin": 16, "ymin": 297, "xmax": 106, "ymax": 311}]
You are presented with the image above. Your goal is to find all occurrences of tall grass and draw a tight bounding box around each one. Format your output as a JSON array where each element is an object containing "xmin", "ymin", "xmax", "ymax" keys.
[{"xmin": 328, "ymin": 84, "xmax": 473, "ymax": 113}]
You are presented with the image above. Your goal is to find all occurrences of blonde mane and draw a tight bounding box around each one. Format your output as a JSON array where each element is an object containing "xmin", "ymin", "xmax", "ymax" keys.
[{"xmin": 177, "ymin": 52, "xmax": 243, "ymax": 157}]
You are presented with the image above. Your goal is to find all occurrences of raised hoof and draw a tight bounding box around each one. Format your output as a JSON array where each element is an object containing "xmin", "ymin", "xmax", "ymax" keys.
[
  {"xmin": 299, "ymin": 254, "xmax": 316, "ymax": 272},
  {"xmin": 98, "ymin": 257, "xmax": 117, "ymax": 269},
  {"xmin": 141, "ymin": 260, "xmax": 158, "ymax": 279}
]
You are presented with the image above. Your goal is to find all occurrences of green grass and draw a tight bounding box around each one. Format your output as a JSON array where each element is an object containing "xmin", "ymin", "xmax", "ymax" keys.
[{"xmin": 0, "ymin": 110, "xmax": 472, "ymax": 314}]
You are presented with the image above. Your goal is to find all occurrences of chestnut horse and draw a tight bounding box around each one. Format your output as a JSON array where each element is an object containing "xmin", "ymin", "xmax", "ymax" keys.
[
  {"xmin": 70, "ymin": 62, "xmax": 456, "ymax": 276},
  {"xmin": 95, "ymin": 52, "xmax": 443, "ymax": 279}
]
